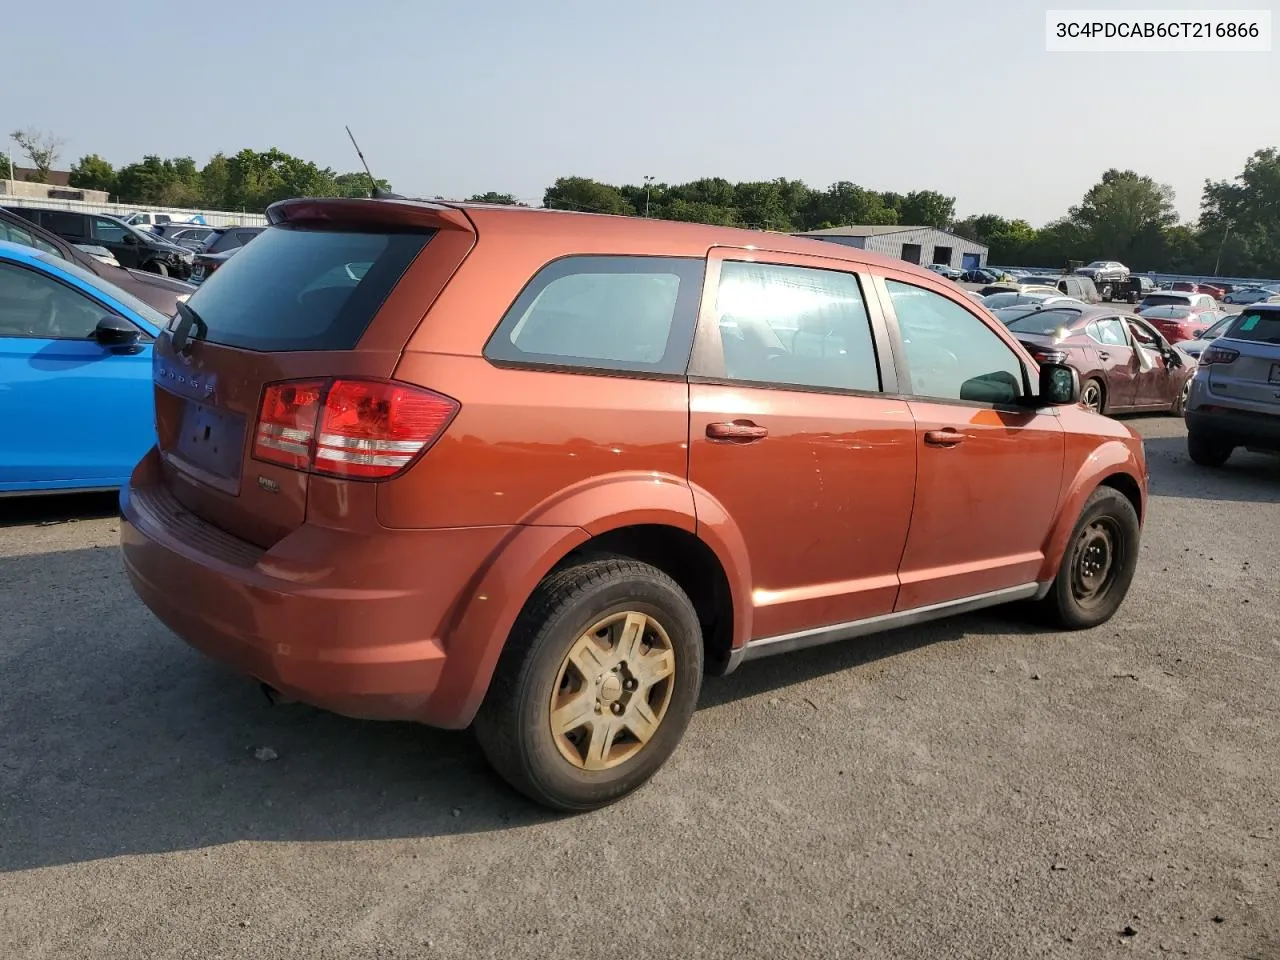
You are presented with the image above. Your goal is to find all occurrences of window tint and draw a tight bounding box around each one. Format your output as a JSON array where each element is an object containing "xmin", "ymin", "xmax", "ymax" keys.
[
  {"xmin": 712, "ymin": 261, "xmax": 879, "ymax": 392},
  {"xmin": 1227, "ymin": 310, "xmax": 1280, "ymax": 344},
  {"xmin": 92, "ymin": 218, "xmax": 129, "ymax": 244},
  {"xmin": 887, "ymin": 279, "xmax": 1025, "ymax": 404},
  {"xmin": 46, "ymin": 212, "xmax": 88, "ymax": 238},
  {"xmin": 0, "ymin": 219, "xmax": 61, "ymax": 258},
  {"xmin": 184, "ymin": 225, "xmax": 432, "ymax": 352},
  {"xmin": 0, "ymin": 261, "xmax": 112, "ymax": 339},
  {"xmin": 486, "ymin": 255, "xmax": 704, "ymax": 375}
]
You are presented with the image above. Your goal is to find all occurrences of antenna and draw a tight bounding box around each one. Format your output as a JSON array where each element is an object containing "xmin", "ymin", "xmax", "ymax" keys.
[{"xmin": 345, "ymin": 126, "xmax": 401, "ymax": 199}]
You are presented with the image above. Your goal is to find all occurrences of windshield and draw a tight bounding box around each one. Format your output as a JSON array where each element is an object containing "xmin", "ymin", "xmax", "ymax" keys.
[
  {"xmin": 1004, "ymin": 309, "xmax": 1085, "ymax": 336},
  {"xmin": 1201, "ymin": 316, "xmax": 1233, "ymax": 339},
  {"xmin": 1085, "ymin": 261, "xmax": 1107, "ymax": 268},
  {"xmin": 1226, "ymin": 310, "xmax": 1280, "ymax": 344},
  {"xmin": 34, "ymin": 250, "xmax": 169, "ymax": 329}
]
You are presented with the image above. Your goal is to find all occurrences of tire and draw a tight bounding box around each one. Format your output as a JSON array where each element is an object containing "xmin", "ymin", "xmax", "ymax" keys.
[
  {"xmin": 1101, "ymin": 282, "xmax": 1113, "ymax": 301},
  {"xmin": 1080, "ymin": 377, "xmax": 1106, "ymax": 415},
  {"xmin": 1170, "ymin": 378, "xmax": 1192, "ymax": 416},
  {"xmin": 1187, "ymin": 430, "xmax": 1232, "ymax": 467},
  {"xmin": 474, "ymin": 557, "xmax": 704, "ymax": 812},
  {"xmin": 1037, "ymin": 487, "xmax": 1140, "ymax": 630},
  {"xmin": 143, "ymin": 260, "xmax": 169, "ymax": 277}
]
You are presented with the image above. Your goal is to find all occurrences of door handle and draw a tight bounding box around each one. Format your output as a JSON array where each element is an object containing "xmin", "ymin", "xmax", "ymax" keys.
[
  {"xmin": 1097, "ymin": 351, "xmax": 1110, "ymax": 360},
  {"xmin": 706, "ymin": 420, "xmax": 768, "ymax": 443},
  {"xmin": 924, "ymin": 429, "xmax": 966, "ymax": 448}
]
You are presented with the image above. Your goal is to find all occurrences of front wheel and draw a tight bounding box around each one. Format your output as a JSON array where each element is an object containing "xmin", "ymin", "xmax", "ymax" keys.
[
  {"xmin": 143, "ymin": 260, "xmax": 169, "ymax": 277},
  {"xmin": 474, "ymin": 557, "xmax": 704, "ymax": 812},
  {"xmin": 1037, "ymin": 487, "xmax": 1140, "ymax": 630}
]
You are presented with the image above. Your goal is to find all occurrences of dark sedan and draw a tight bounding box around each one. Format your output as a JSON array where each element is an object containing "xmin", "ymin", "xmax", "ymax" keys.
[
  {"xmin": 991, "ymin": 303, "xmax": 1197, "ymax": 416},
  {"xmin": 0, "ymin": 206, "xmax": 194, "ymax": 315}
]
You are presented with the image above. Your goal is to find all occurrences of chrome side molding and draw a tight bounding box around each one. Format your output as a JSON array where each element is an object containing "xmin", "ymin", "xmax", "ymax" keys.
[{"xmin": 723, "ymin": 581, "xmax": 1051, "ymax": 673}]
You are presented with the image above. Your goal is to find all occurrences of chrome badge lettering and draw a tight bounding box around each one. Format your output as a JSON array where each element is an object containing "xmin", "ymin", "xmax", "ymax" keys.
[{"xmin": 258, "ymin": 476, "xmax": 280, "ymax": 494}]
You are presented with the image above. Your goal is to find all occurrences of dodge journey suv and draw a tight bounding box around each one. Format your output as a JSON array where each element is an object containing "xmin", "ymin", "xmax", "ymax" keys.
[{"xmin": 120, "ymin": 198, "xmax": 1148, "ymax": 811}]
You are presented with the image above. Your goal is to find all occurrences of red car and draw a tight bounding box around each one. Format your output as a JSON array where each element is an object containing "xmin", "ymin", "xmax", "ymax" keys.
[
  {"xmin": 1137, "ymin": 304, "xmax": 1225, "ymax": 343},
  {"xmin": 993, "ymin": 303, "xmax": 1196, "ymax": 415},
  {"xmin": 1197, "ymin": 283, "xmax": 1227, "ymax": 300}
]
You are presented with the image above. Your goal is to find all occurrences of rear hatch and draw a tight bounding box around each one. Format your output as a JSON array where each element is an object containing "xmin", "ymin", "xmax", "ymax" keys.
[
  {"xmin": 150, "ymin": 198, "xmax": 476, "ymax": 548},
  {"xmin": 1207, "ymin": 310, "xmax": 1280, "ymax": 408}
]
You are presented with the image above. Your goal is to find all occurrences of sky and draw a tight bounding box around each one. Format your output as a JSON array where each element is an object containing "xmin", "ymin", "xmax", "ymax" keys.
[{"xmin": 6, "ymin": 0, "xmax": 1278, "ymax": 225}]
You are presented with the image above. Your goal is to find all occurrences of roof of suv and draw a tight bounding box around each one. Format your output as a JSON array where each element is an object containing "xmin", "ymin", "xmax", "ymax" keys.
[{"xmin": 266, "ymin": 196, "xmax": 952, "ymax": 279}]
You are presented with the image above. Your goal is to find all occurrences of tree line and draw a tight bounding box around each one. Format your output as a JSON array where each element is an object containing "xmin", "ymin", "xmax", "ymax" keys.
[{"xmin": 8, "ymin": 127, "xmax": 1278, "ymax": 277}]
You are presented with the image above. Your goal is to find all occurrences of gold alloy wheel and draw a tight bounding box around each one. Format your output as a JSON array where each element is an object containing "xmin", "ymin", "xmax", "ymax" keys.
[{"xmin": 549, "ymin": 611, "xmax": 676, "ymax": 771}]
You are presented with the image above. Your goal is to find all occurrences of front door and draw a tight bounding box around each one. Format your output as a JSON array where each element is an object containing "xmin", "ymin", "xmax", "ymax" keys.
[
  {"xmin": 1126, "ymin": 317, "xmax": 1177, "ymax": 408},
  {"xmin": 688, "ymin": 252, "xmax": 916, "ymax": 640},
  {"xmin": 874, "ymin": 273, "xmax": 1065, "ymax": 610},
  {"xmin": 0, "ymin": 260, "xmax": 153, "ymax": 489},
  {"xmin": 91, "ymin": 215, "xmax": 145, "ymax": 267}
]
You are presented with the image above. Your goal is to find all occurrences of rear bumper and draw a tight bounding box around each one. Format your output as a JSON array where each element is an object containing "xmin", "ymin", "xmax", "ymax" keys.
[
  {"xmin": 1186, "ymin": 406, "xmax": 1280, "ymax": 451},
  {"xmin": 119, "ymin": 453, "xmax": 516, "ymax": 725}
]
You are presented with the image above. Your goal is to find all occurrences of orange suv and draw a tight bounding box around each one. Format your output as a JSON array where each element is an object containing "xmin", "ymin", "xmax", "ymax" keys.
[{"xmin": 120, "ymin": 198, "xmax": 1148, "ymax": 811}]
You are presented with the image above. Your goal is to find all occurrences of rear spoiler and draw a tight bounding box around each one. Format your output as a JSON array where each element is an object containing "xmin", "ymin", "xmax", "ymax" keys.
[{"xmin": 266, "ymin": 197, "xmax": 474, "ymax": 233}]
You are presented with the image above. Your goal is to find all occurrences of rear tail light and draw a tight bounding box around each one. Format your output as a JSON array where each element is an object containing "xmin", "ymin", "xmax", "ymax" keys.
[
  {"xmin": 1199, "ymin": 346, "xmax": 1239, "ymax": 366},
  {"xmin": 252, "ymin": 379, "xmax": 458, "ymax": 480}
]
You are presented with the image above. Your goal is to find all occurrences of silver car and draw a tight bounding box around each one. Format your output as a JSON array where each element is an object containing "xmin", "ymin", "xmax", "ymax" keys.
[{"xmin": 1184, "ymin": 304, "xmax": 1280, "ymax": 466}]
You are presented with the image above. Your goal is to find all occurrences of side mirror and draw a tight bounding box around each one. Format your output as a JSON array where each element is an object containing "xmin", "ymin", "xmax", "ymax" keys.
[
  {"xmin": 1038, "ymin": 361, "xmax": 1080, "ymax": 406},
  {"xmin": 94, "ymin": 315, "xmax": 141, "ymax": 347},
  {"xmin": 121, "ymin": 232, "xmax": 139, "ymax": 245}
]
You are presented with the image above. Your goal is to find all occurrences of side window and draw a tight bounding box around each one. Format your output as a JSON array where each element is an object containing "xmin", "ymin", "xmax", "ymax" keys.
[
  {"xmin": 1094, "ymin": 317, "xmax": 1129, "ymax": 346},
  {"xmin": 713, "ymin": 261, "xmax": 880, "ymax": 392},
  {"xmin": 0, "ymin": 262, "xmax": 109, "ymax": 339},
  {"xmin": 485, "ymin": 255, "xmax": 705, "ymax": 375},
  {"xmin": 0, "ymin": 220, "xmax": 60, "ymax": 257},
  {"xmin": 47, "ymin": 212, "xmax": 88, "ymax": 238},
  {"xmin": 886, "ymin": 279, "xmax": 1026, "ymax": 405},
  {"xmin": 92, "ymin": 218, "xmax": 129, "ymax": 244}
]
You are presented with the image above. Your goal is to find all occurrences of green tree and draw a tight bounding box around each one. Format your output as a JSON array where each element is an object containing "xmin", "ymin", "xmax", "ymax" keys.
[
  {"xmin": 114, "ymin": 155, "xmax": 202, "ymax": 207},
  {"xmin": 899, "ymin": 190, "xmax": 955, "ymax": 228},
  {"xmin": 0, "ymin": 154, "xmax": 10, "ymax": 180},
  {"xmin": 199, "ymin": 154, "xmax": 231, "ymax": 208},
  {"xmin": 1069, "ymin": 169, "xmax": 1178, "ymax": 261},
  {"xmin": 467, "ymin": 191, "xmax": 521, "ymax": 205},
  {"xmin": 543, "ymin": 177, "xmax": 634, "ymax": 215},
  {"xmin": 805, "ymin": 181, "xmax": 898, "ymax": 229},
  {"xmin": 1200, "ymin": 148, "xmax": 1280, "ymax": 276},
  {"xmin": 335, "ymin": 171, "xmax": 392, "ymax": 197},
  {"xmin": 10, "ymin": 128, "xmax": 63, "ymax": 182},
  {"xmin": 69, "ymin": 151, "xmax": 117, "ymax": 193}
]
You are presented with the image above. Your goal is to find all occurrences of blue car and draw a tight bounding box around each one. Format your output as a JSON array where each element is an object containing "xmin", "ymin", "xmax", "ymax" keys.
[{"xmin": 0, "ymin": 240, "xmax": 167, "ymax": 494}]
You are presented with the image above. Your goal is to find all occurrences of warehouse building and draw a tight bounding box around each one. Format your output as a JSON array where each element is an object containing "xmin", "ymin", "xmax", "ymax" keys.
[{"xmin": 797, "ymin": 225, "xmax": 988, "ymax": 271}]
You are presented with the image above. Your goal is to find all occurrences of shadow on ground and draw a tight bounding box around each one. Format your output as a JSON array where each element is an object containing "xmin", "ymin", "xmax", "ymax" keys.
[
  {"xmin": 1140, "ymin": 434, "xmax": 1280, "ymax": 503},
  {"xmin": 0, "ymin": 491, "xmax": 119, "ymax": 529},
  {"xmin": 0, "ymin": 541, "xmax": 1036, "ymax": 874}
]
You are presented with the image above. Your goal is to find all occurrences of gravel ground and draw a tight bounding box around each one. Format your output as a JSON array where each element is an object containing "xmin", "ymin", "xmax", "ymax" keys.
[{"xmin": 1, "ymin": 416, "xmax": 1277, "ymax": 960}]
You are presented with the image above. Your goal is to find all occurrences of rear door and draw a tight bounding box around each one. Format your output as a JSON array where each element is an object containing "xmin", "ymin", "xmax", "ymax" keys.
[
  {"xmin": 149, "ymin": 203, "xmax": 476, "ymax": 548},
  {"xmin": 687, "ymin": 250, "xmax": 916, "ymax": 640},
  {"xmin": 874, "ymin": 272, "xmax": 1065, "ymax": 610}
]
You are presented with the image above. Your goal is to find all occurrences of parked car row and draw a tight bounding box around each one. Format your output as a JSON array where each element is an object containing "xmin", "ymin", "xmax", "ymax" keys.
[{"xmin": 4, "ymin": 205, "xmax": 195, "ymax": 280}]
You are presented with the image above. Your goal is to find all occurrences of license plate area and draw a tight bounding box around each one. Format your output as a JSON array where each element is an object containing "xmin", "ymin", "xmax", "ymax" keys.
[
  {"xmin": 174, "ymin": 400, "xmax": 246, "ymax": 484},
  {"xmin": 1269, "ymin": 363, "xmax": 1280, "ymax": 384}
]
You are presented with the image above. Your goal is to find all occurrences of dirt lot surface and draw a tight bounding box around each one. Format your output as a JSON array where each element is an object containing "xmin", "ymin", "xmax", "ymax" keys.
[{"xmin": 2, "ymin": 416, "xmax": 1277, "ymax": 960}]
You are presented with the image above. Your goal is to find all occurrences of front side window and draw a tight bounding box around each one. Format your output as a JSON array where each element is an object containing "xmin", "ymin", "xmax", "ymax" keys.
[
  {"xmin": 92, "ymin": 218, "xmax": 129, "ymax": 244},
  {"xmin": 887, "ymin": 279, "xmax": 1026, "ymax": 405},
  {"xmin": 0, "ymin": 261, "xmax": 112, "ymax": 339},
  {"xmin": 713, "ymin": 261, "xmax": 880, "ymax": 392},
  {"xmin": 486, "ymin": 255, "xmax": 704, "ymax": 375}
]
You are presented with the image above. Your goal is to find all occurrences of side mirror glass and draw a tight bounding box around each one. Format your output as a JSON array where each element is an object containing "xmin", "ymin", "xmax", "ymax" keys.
[
  {"xmin": 94, "ymin": 315, "xmax": 141, "ymax": 347},
  {"xmin": 1038, "ymin": 361, "xmax": 1080, "ymax": 406},
  {"xmin": 121, "ymin": 232, "xmax": 139, "ymax": 244}
]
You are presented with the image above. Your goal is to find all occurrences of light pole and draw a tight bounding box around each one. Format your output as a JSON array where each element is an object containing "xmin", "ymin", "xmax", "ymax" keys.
[
  {"xmin": 1214, "ymin": 221, "xmax": 1233, "ymax": 277},
  {"xmin": 643, "ymin": 175, "xmax": 655, "ymax": 217}
]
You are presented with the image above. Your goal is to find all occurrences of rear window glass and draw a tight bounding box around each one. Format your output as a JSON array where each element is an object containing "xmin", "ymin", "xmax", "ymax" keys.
[
  {"xmin": 1227, "ymin": 310, "xmax": 1280, "ymax": 344},
  {"xmin": 1141, "ymin": 294, "xmax": 1191, "ymax": 307},
  {"xmin": 182, "ymin": 225, "xmax": 431, "ymax": 351},
  {"xmin": 1004, "ymin": 309, "xmax": 1084, "ymax": 335},
  {"xmin": 1139, "ymin": 305, "xmax": 1192, "ymax": 319},
  {"xmin": 485, "ymin": 255, "xmax": 705, "ymax": 375}
]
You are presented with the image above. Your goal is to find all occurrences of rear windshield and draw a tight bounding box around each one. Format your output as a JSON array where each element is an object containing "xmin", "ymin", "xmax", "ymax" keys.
[
  {"xmin": 182, "ymin": 225, "xmax": 431, "ymax": 351},
  {"xmin": 1140, "ymin": 294, "xmax": 1191, "ymax": 307},
  {"xmin": 1139, "ymin": 305, "xmax": 1192, "ymax": 319},
  {"xmin": 1226, "ymin": 310, "xmax": 1280, "ymax": 344},
  {"xmin": 1004, "ymin": 309, "xmax": 1084, "ymax": 335}
]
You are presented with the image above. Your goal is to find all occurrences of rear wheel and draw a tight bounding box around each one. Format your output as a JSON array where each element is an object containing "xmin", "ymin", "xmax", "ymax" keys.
[
  {"xmin": 474, "ymin": 558, "xmax": 704, "ymax": 812},
  {"xmin": 1187, "ymin": 430, "xmax": 1233, "ymax": 467},
  {"xmin": 1101, "ymin": 282, "xmax": 1113, "ymax": 301},
  {"xmin": 143, "ymin": 260, "xmax": 169, "ymax": 277},
  {"xmin": 1080, "ymin": 378, "xmax": 1105, "ymax": 415},
  {"xmin": 1037, "ymin": 487, "xmax": 1140, "ymax": 630}
]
